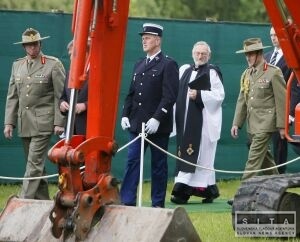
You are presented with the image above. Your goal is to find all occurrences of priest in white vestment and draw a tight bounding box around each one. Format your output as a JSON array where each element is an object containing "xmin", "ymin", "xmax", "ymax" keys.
[{"xmin": 171, "ymin": 41, "xmax": 225, "ymax": 204}]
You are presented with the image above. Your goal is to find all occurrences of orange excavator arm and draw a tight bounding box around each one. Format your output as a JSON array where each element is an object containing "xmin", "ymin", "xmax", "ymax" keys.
[
  {"xmin": 48, "ymin": 0, "xmax": 130, "ymax": 239},
  {"xmin": 263, "ymin": 0, "xmax": 300, "ymax": 81},
  {"xmin": 0, "ymin": 1, "xmax": 203, "ymax": 241},
  {"xmin": 263, "ymin": 0, "xmax": 300, "ymax": 141}
]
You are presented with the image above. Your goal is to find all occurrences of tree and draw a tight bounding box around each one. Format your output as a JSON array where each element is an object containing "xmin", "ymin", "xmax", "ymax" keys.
[
  {"xmin": 129, "ymin": 0, "xmax": 190, "ymax": 19},
  {"xmin": 129, "ymin": 0, "xmax": 269, "ymax": 22},
  {"xmin": 0, "ymin": 0, "xmax": 73, "ymax": 13},
  {"xmin": 0, "ymin": 0, "xmax": 270, "ymax": 23}
]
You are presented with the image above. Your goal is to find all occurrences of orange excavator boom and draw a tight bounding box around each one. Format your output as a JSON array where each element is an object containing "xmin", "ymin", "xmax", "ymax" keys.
[
  {"xmin": 47, "ymin": 0, "xmax": 130, "ymax": 239},
  {"xmin": 0, "ymin": 1, "xmax": 201, "ymax": 241},
  {"xmin": 263, "ymin": 0, "xmax": 300, "ymax": 140}
]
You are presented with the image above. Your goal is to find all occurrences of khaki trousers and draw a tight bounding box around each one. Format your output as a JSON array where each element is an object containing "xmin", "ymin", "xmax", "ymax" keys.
[
  {"xmin": 242, "ymin": 132, "xmax": 279, "ymax": 180},
  {"xmin": 20, "ymin": 135, "xmax": 52, "ymax": 199}
]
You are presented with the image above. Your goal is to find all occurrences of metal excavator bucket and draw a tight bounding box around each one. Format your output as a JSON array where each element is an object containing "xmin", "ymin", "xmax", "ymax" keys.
[{"xmin": 0, "ymin": 196, "xmax": 201, "ymax": 242}]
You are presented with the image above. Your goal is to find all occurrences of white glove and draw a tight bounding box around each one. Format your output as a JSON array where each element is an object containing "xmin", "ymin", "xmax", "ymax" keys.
[
  {"xmin": 145, "ymin": 118, "xmax": 160, "ymax": 134},
  {"xmin": 289, "ymin": 115, "xmax": 295, "ymax": 124},
  {"xmin": 121, "ymin": 117, "xmax": 131, "ymax": 130}
]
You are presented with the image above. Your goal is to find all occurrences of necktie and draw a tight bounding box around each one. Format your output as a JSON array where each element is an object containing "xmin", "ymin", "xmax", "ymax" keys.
[
  {"xmin": 146, "ymin": 58, "xmax": 150, "ymax": 65},
  {"xmin": 27, "ymin": 60, "xmax": 33, "ymax": 71},
  {"xmin": 270, "ymin": 51, "xmax": 278, "ymax": 65},
  {"xmin": 250, "ymin": 67, "xmax": 256, "ymax": 75}
]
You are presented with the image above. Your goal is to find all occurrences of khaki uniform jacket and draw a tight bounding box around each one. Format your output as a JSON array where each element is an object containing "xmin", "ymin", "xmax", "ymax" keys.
[
  {"xmin": 233, "ymin": 61, "xmax": 286, "ymax": 134},
  {"xmin": 4, "ymin": 52, "xmax": 66, "ymax": 137}
]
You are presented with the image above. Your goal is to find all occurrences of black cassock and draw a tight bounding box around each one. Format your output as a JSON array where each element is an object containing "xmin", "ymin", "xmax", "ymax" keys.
[{"xmin": 175, "ymin": 63, "xmax": 221, "ymax": 173}]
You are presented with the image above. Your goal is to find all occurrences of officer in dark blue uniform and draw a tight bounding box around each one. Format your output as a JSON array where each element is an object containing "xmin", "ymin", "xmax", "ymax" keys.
[{"xmin": 120, "ymin": 23, "xmax": 179, "ymax": 207}]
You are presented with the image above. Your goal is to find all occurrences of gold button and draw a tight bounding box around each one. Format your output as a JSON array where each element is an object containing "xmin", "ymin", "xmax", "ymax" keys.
[
  {"xmin": 26, "ymin": 94, "xmax": 29, "ymax": 97},
  {"xmin": 25, "ymin": 106, "xmax": 29, "ymax": 109},
  {"xmin": 27, "ymin": 76, "xmax": 30, "ymax": 79},
  {"xmin": 27, "ymin": 85, "xmax": 30, "ymax": 88}
]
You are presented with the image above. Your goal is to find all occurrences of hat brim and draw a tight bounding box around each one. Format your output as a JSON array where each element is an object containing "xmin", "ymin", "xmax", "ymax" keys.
[
  {"xmin": 235, "ymin": 46, "xmax": 271, "ymax": 54},
  {"xmin": 139, "ymin": 32, "xmax": 160, "ymax": 36},
  {"xmin": 13, "ymin": 36, "xmax": 50, "ymax": 45}
]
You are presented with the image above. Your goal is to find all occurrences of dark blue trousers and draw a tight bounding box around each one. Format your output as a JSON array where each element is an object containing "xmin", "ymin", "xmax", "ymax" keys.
[{"xmin": 120, "ymin": 132, "xmax": 169, "ymax": 207}]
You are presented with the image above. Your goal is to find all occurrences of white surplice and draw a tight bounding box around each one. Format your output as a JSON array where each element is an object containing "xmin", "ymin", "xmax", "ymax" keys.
[{"xmin": 175, "ymin": 65, "xmax": 225, "ymax": 187}]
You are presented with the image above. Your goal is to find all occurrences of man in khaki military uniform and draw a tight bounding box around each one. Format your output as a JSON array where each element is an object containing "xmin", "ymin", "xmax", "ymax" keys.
[
  {"xmin": 3, "ymin": 28, "xmax": 66, "ymax": 199},
  {"xmin": 231, "ymin": 38, "xmax": 286, "ymax": 181}
]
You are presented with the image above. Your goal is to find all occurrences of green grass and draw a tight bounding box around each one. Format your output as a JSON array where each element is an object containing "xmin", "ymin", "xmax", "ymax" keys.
[{"xmin": 1, "ymin": 180, "xmax": 300, "ymax": 242}]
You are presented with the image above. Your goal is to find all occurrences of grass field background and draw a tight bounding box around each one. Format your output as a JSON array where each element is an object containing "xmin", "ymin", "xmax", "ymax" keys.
[{"xmin": 0, "ymin": 180, "xmax": 299, "ymax": 242}]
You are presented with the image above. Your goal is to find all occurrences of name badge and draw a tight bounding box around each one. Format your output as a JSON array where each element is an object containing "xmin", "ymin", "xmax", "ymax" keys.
[
  {"xmin": 34, "ymin": 74, "xmax": 46, "ymax": 78},
  {"xmin": 258, "ymin": 78, "xmax": 269, "ymax": 83}
]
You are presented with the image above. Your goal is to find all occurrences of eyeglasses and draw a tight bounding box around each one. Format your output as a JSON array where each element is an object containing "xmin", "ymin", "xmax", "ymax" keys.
[{"xmin": 193, "ymin": 52, "xmax": 208, "ymax": 56}]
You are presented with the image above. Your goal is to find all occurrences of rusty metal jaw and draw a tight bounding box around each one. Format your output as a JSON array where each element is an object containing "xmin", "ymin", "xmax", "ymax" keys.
[
  {"xmin": 72, "ymin": 174, "xmax": 120, "ymax": 240},
  {"xmin": 49, "ymin": 174, "xmax": 119, "ymax": 240},
  {"xmin": 49, "ymin": 191, "xmax": 73, "ymax": 239},
  {"xmin": 48, "ymin": 134, "xmax": 120, "ymax": 240}
]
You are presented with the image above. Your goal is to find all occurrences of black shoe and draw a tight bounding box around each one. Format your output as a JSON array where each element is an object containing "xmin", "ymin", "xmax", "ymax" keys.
[
  {"xmin": 170, "ymin": 196, "xmax": 187, "ymax": 204},
  {"xmin": 227, "ymin": 199, "xmax": 233, "ymax": 206},
  {"xmin": 202, "ymin": 198, "xmax": 214, "ymax": 203},
  {"xmin": 122, "ymin": 203, "xmax": 136, "ymax": 206},
  {"xmin": 192, "ymin": 185, "xmax": 220, "ymax": 199}
]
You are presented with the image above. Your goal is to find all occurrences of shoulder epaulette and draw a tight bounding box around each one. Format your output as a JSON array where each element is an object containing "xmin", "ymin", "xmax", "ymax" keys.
[
  {"xmin": 15, "ymin": 56, "xmax": 26, "ymax": 62},
  {"xmin": 266, "ymin": 62, "xmax": 278, "ymax": 69},
  {"xmin": 43, "ymin": 55, "xmax": 59, "ymax": 62},
  {"xmin": 165, "ymin": 55, "xmax": 173, "ymax": 59},
  {"xmin": 266, "ymin": 63, "xmax": 282, "ymax": 73}
]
